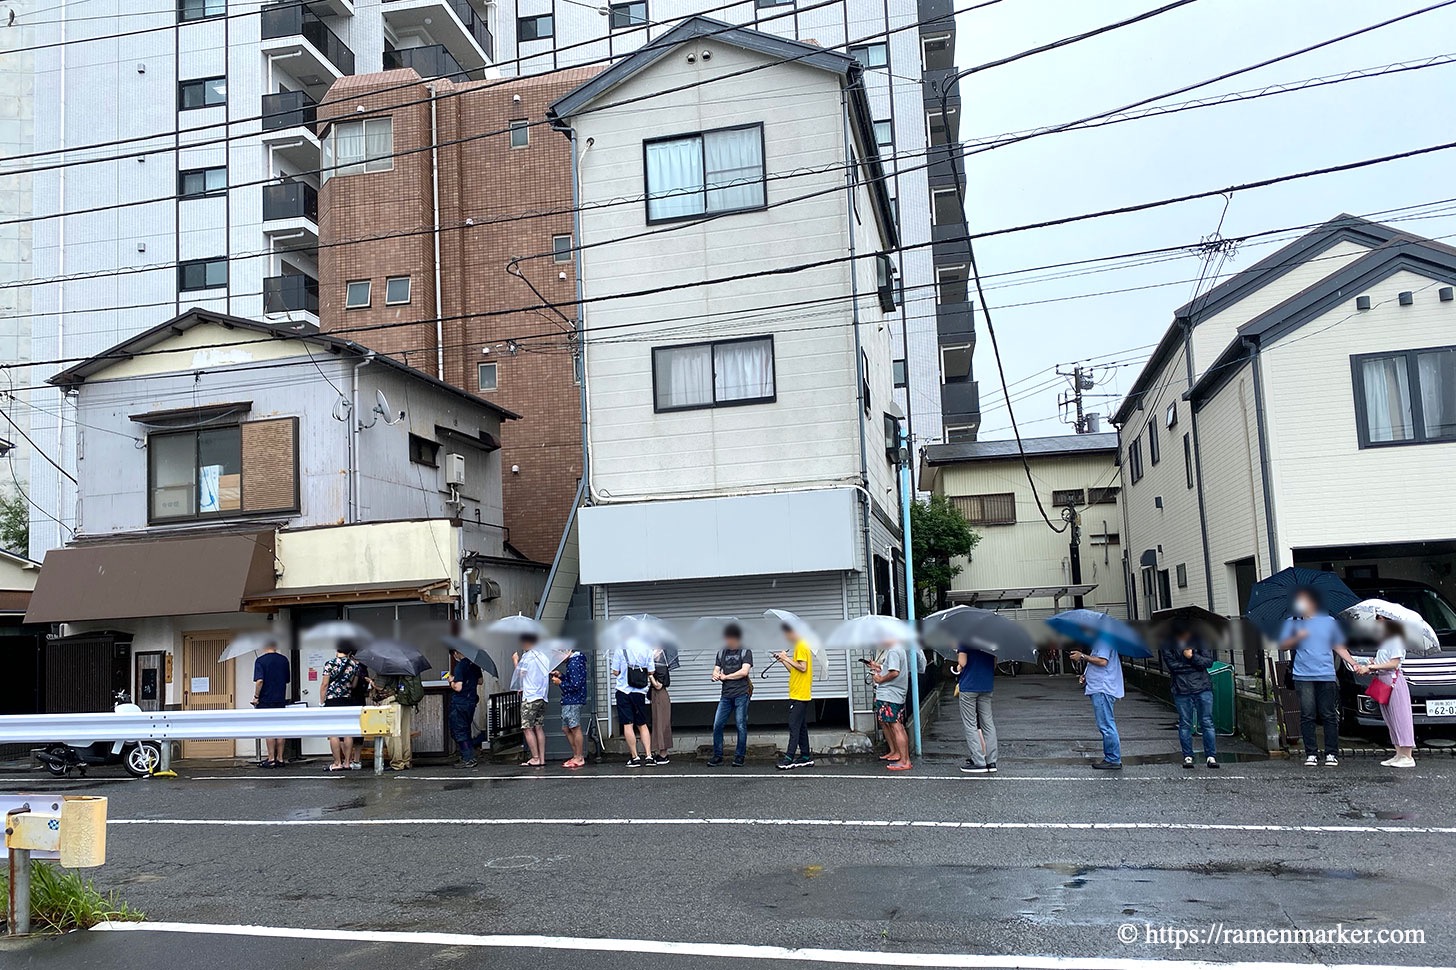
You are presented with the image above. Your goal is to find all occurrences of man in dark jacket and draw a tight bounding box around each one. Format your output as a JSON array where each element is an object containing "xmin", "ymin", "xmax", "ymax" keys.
[{"xmin": 1160, "ymin": 622, "xmax": 1219, "ymax": 769}]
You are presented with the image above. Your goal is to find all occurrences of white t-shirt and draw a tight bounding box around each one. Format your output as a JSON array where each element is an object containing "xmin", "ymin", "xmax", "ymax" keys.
[
  {"xmin": 611, "ymin": 637, "xmax": 655, "ymax": 695},
  {"xmin": 1374, "ymin": 636, "xmax": 1406, "ymax": 668},
  {"xmin": 517, "ymin": 651, "xmax": 551, "ymax": 702}
]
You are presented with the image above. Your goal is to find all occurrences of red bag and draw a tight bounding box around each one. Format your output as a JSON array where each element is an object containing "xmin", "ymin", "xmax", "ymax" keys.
[{"xmin": 1364, "ymin": 675, "xmax": 1394, "ymax": 706}]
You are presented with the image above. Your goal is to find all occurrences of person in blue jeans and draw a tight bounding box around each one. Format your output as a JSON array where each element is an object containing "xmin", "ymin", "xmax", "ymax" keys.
[
  {"xmin": 1070, "ymin": 634, "xmax": 1123, "ymax": 770},
  {"xmin": 445, "ymin": 647, "xmax": 482, "ymax": 768},
  {"xmin": 1278, "ymin": 587, "xmax": 1355, "ymax": 767},
  {"xmin": 1159, "ymin": 621, "xmax": 1219, "ymax": 769},
  {"xmin": 709, "ymin": 623, "xmax": 753, "ymax": 767}
]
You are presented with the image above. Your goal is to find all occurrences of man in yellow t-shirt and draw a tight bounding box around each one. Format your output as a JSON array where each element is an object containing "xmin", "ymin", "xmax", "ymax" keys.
[{"xmin": 775, "ymin": 623, "xmax": 814, "ymax": 770}]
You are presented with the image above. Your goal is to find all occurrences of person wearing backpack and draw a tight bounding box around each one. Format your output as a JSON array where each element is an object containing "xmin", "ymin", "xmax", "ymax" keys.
[
  {"xmin": 709, "ymin": 623, "xmax": 754, "ymax": 767},
  {"xmin": 610, "ymin": 635, "xmax": 656, "ymax": 768},
  {"xmin": 368, "ymin": 671, "xmax": 423, "ymax": 771}
]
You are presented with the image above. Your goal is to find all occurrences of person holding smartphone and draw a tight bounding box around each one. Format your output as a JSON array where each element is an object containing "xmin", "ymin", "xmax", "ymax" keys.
[
  {"xmin": 868, "ymin": 641, "xmax": 911, "ymax": 772},
  {"xmin": 1278, "ymin": 588, "xmax": 1355, "ymax": 767}
]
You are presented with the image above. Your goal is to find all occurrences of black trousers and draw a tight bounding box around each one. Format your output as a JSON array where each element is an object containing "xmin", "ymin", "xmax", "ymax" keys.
[
  {"xmin": 1296, "ymin": 680, "xmax": 1340, "ymax": 757},
  {"xmin": 786, "ymin": 700, "xmax": 811, "ymax": 759}
]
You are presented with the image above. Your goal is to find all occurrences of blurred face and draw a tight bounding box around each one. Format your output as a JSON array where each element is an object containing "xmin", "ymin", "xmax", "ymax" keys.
[
  {"xmin": 780, "ymin": 625, "xmax": 796, "ymax": 644},
  {"xmin": 1293, "ymin": 593, "xmax": 1315, "ymax": 617},
  {"xmin": 725, "ymin": 635, "xmax": 741, "ymax": 649}
]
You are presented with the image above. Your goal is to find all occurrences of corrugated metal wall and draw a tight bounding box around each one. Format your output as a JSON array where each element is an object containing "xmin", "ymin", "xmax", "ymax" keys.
[{"xmin": 600, "ymin": 571, "xmax": 856, "ymax": 704}]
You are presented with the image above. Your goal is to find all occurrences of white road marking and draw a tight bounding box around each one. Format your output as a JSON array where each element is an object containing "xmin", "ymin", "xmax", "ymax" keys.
[
  {"xmin": 106, "ymin": 816, "xmax": 1456, "ymax": 834},
  {"xmin": 91, "ymin": 920, "xmax": 1445, "ymax": 970},
  {"xmin": 180, "ymin": 772, "xmax": 1252, "ymax": 783}
]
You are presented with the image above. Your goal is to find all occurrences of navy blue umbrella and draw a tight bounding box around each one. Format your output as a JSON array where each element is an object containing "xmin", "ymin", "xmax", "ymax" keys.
[
  {"xmin": 922, "ymin": 606, "xmax": 1038, "ymax": 663},
  {"xmin": 1047, "ymin": 609, "xmax": 1151, "ymax": 659},
  {"xmin": 1244, "ymin": 567, "xmax": 1359, "ymax": 639}
]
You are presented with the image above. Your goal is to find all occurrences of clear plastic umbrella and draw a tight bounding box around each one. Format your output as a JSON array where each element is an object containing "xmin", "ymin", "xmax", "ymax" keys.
[
  {"xmin": 1340, "ymin": 599, "xmax": 1441, "ymax": 657},
  {"xmin": 218, "ymin": 631, "xmax": 279, "ymax": 663},
  {"xmin": 764, "ymin": 608, "xmax": 826, "ymax": 680},
  {"xmin": 301, "ymin": 621, "xmax": 374, "ymax": 645},
  {"xmin": 825, "ymin": 614, "xmax": 917, "ymax": 650},
  {"xmin": 510, "ymin": 639, "xmax": 574, "ymax": 691},
  {"xmin": 600, "ymin": 615, "xmax": 679, "ymax": 660}
]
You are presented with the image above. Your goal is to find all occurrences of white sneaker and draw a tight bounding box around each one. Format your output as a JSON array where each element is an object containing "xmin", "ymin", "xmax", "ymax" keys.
[
  {"xmin": 1380, "ymin": 755, "xmax": 1399, "ymax": 767},
  {"xmin": 1304, "ymin": 755, "xmax": 1318, "ymax": 766},
  {"xmin": 1391, "ymin": 756, "xmax": 1416, "ymax": 768},
  {"xmin": 1324, "ymin": 754, "xmax": 1339, "ymax": 767}
]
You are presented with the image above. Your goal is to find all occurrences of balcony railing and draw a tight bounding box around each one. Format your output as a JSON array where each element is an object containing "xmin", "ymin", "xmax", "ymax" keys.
[
  {"xmin": 923, "ymin": 67, "xmax": 961, "ymax": 109},
  {"xmin": 940, "ymin": 379, "xmax": 980, "ymax": 425},
  {"xmin": 261, "ymin": 1, "xmax": 356, "ymax": 75},
  {"xmin": 927, "ymin": 143, "xmax": 964, "ymax": 188},
  {"xmin": 261, "ymin": 90, "xmax": 318, "ymax": 132},
  {"xmin": 447, "ymin": 0, "xmax": 494, "ymax": 60},
  {"xmin": 384, "ymin": 44, "xmax": 465, "ymax": 80},
  {"xmin": 263, "ymin": 181, "xmax": 319, "ymax": 222},
  {"xmin": 936, "ymin": 301, "xmax": 975, "ymax": 344},
  {"xmin": 263, "ymin": 273, "xmax": 320, "ymax": 315}
]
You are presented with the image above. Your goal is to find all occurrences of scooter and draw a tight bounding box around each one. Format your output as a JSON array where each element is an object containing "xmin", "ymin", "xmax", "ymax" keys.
[{"xmin": 36, "ymin": 692, "xmax": 165, "ymax": 779}]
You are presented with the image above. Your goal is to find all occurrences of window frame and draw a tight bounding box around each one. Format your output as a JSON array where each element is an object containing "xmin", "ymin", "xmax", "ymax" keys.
[
  {"xmin": 1165, "ymin": 402, "xmax": 1178, "ymax": 429},
  {"xmin": 1350, "ymin": 345, "xmax": 1456, "ymax": 448},
  {"xmin": 344, "ymin": 280, "xmax": 372, "ymax": 309},
  {"xmin": 849, "ymin": 42, "xmax": 889, "ymax": 69},
  {"xmin": 642, "ymin": 122, "xmax": 767, "ymax": 225},
  {"xmin": 892, "ymin": 358, "xmax": 907, "ymax": 389},
  {"xmin": 178, "ymin": 165, "xmax": 226, "ymax": 199},
  {"xmin": 322, "ymin": 116, "xmax": 394, "ymax": 180},
  {"xmin": 178, "ymin": 76, "xmax": 227, "ymax": 111},
  {"xmin": 384, "ymin": 276, "xmax": 411, "ymax": 306},
  {"xmin": 608, "ymin": 0, "xmax": 647, "ymax": 29},
  {"xmin": 177, "ymin": 257, "xmax": 227, "ymax": 292},
  {"xmin": 552, "ymin": 234, "xmax": 573, "ymax": 263},
  {"xmin": 754, "ymin": 0, "xmax": 794, "ymax": 6},
  {"xmin": 650, "ymin": 334, "xmax": 777, "ymax": 414},
  {"xmin": 1051, "ymin": 488, "xmax": 1085, "ymax": 508},
  {"xmin": 1088, "ymin": 486, "xmax": 1120, "ymax": 505},
  {"xmin": 508, "ymin": 119, "xmax": 530, "ymax": 149},
  {"xmin": 1147, "ymin": 422, "xmax": 1161, "ymax": 465},
  {"xmin": 872, "ymin": 118, "xmax": 893, "ymax": 148},
  {"xmin": 518, "ymin": 13, "xmax": 554, "ymax": 41},
  {"xmin": 146, "ymin": 419, "xmax": 300, "ymax": 525},
  {"xmin": 177, "ymin": 0, "xmax": 225, "ymax": 22},
  {"xmin": 408, "ymin": 433, "xmax": 440, "ymax": 468},
  {"xmin": 478, "ymin": 362, "xmax": 499, "ymax": 392},
  {"xmin": 952, "ymin": 492, "xmax": 1016, "ymax": 526},
  {"xmin": 1183, "ymin": 431, "xmax": 1194, "ymax": 489},
  {"xmin": 1127, "ymin": 439, "xmax": 1144, "ymax": 484}
]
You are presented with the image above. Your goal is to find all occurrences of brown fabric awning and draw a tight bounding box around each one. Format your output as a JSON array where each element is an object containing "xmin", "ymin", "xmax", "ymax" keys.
[
  {"xmin": 243, "ymin": 579, "xmax": 452, "ymax": 611},
  {"xmin": 25, "ymin": 532, "xmax": 275, "ymax": 624}
]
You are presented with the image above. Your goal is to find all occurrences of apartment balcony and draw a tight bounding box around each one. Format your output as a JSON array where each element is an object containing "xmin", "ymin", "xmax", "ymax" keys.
[
  {"xmin": 927, "ymin": 143, "xmax": 965, "ymax": 190},
  {"xmin": 260, "ymin": 2, "xmax": 356, "ymax": 94},
  {"xmin": 384, "ymin": 44, "xmax": 466, "ymax": 81},
  {"xmin": 263, "ymin": 273, "xmax": 321, "ymax": 325},
  {"xmin": 923, "ymin": 67, "xmax": 961, "ymax": 113},
  {"xmin": 917, "ymin": 0, "xmax": 956, "ymax": 34},
  {"xmin": 940, "ymin": 379, "xmax": 981, "ymax": 434},
  {"xmin": 936, "ymin": 301, "xmax": 975, "ymax": 344},
  {"xmin": 262, "ymin": 182, "xmax": 320, "ymax": 250},
  {"xmin": 260, "ymin": 90, "xmax": 321, "ymax": 171},
  {"xmin": 383, "ymin": 0, "xmax": 493, "ymax": 76},
  {"xmin": 310, "ymin": 0, "xmax": 355, "ymax": 15},
  {"xmin": 932, "ymin": 220, "xmax": 969, "ymax": 266}
]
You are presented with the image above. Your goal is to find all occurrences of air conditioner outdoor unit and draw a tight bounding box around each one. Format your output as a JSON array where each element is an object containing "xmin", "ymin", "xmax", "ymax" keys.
[{"xmin": 444, "ymin": 453, "xmax": 466, "ymax": 487}]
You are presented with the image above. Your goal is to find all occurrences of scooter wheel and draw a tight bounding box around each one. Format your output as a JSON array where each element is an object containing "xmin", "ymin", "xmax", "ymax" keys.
[
  {"xmin": 41, "ymin": 745, "xmax": 70, "ymax": 777},
  {"xmin": 125, "ymin": 742, "xmax": 163, "ymax": 778}
]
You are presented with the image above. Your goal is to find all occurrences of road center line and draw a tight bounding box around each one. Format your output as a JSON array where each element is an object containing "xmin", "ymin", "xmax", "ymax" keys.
[
  {"xmin": 106, "ymin": 817, "xmax": 1456, "ymax": 834},
  {"xmin": 181, "ymin": 772, "xmax": 1252, "ymax": 783},
  {"xmin": 91, "ymin": 920, "xmax": 1446, "ymax": 970}
]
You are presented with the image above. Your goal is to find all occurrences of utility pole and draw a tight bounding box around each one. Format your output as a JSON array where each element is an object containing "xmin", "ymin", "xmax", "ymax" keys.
[
  {"xmin": 1057, "ymin": 365, "xmax": 1099, "ymax": 434},
  {"xmin": 1062, "ymin": 503, "xmax": 1084, "ymax": 608}
]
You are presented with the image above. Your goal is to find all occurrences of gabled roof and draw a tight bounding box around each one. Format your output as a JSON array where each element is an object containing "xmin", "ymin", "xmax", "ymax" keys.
[
  {"xmin": 49, "ymin": 309, "xmax": 520, "ymax": 420},
  {"xmin": 1187, "ymin": 237, "xmax": 1456, "ymax": 408},
  {"xmin": 923, "ymin": 432, "xmax": 1119, "ymax": 464},
  {"xmin": 1111, "ymin": 214, "xmax": 1416, "ymax": 427},
  {"xmin": 547, "ymin": 16, "xmax": 898, "ymax": 250}
]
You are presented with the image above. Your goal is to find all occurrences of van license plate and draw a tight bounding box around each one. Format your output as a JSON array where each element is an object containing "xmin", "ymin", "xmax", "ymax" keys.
[{"xmin": 1427, "ymin": 699, "xmax": 1456, "ymax": 718}]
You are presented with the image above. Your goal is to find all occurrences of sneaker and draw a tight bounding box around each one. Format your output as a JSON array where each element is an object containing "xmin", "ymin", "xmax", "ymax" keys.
[
  {"xmin": 731, "ymin": 758, "xmax": 745, "ymax": 768},
  {"xmin": 1182, "ymin": 756, "xmax": 1194, "ymax": 770},
  {"xmin": 454, "ymin": 759, "xmax": 478, "ymax": 769},
  {"xmin": 706, "ymin": 758, "xmax": 723, "ymax": 767},
  {"xmin": 793, "ymin": 757, "xmax": 814, "ymax": 769},
  {"xmin": 1324, "ymin": 754, "xmax": 1339, "ymax": 767},
  {"xmin": 1390, "ymin": 756, "xmax": 1416, "ymax": 768},
  {"xmin": 655, "ymin": 754, "xmax": 670, "ymax": 765},
  {"xmin": 959, "ymin": 760, "xmax": 989, "ymax": 774},
  {"xmin": 776, "ymin": 758, "xmax": 794, "ymax": 771},
  {"xmin": 987, "ymin": 763, "xmax": 998, "ymax": 773},
  {"xmin": 1091, "ymin": 760, "xmax": 1123, "ymax": 771},
  {"xmin": 625, "ymin": 757, "xmax": 643, "ymax": 768},
  {"xmin": 349, "ymin": 761, "xmax": 362, "ymax": 770},
  {"xmin": 1206, "ymin": 757, "xmax": 1220, "ymax": 770},
  {"xmin": 644, "ymin": 755, "xmax": 657, "ymax": 766},
  {"xmin": 1380, "ymin": 755, "xmax": 1400, "ymax": 767},
  {"xmin": 1304, "ymin": 755, "xmax": 1319, "ymax": 766}
]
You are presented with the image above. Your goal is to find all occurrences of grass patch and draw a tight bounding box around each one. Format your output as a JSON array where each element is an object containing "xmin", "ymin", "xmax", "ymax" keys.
[{"xmin": 1, "ymin": 861, "xmax": 144, "ymax": 933}]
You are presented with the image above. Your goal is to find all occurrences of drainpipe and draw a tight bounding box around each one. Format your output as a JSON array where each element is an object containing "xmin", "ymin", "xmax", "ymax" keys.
[
  {"xmin": 349, "ymin": 351, "xmax": 375, "ymax": 523},
  {"xmin": 841, "ymin": 87, "xmax": 873, "ymax": 601},
  {"xmin": 1181, "ymin": 318, "xmax": 1216, "ymax": 610},
  {"xmin": 54, "ymin": 1, "xmax": 68, "ymax": 548},
  {"xmin": 570, "ymin": 131, "xmax": 593, "ymax": 494},
  {"xmin": 428, "ymin": 83, "xmax": 445, "ymax": 380},
  {"xmin": 1244, "ymin": 338, "xmax": 1280, "ymax": 574}
]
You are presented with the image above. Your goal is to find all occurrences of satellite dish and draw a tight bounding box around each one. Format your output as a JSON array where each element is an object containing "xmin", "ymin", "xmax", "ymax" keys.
[{"xmin": 375, "ymin": 389, "xmax": 404, "ymax": 426}]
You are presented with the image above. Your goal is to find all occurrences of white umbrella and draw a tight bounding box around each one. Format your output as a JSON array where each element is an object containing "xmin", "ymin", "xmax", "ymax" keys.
[
  {"xmin": 825, "ymin": 614, "xmax": 917, "ymax": 650},
  {"xmin": 1340, "ymin": 599, "xmax": 1441, "ymax": 656},
  {"xmin": 509, "ymin": 639, "xmax": 574, "ymax": 691},
  {"xmin": 765, "ymin": 609, "xmax": 826, "ymax": 678},
  {"xmin": 301, "ymin": 620, "xmax": 374, "ymax": 644},
  {"xmin": 218, "ymin": 631, "xmax": 278, "ymax": 663}
]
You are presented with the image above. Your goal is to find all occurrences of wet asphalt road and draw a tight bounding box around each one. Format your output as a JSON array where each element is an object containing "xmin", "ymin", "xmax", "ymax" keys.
[{"xmin": 3, "ymin": 753, "xmax": 1455, "ymax": 969}]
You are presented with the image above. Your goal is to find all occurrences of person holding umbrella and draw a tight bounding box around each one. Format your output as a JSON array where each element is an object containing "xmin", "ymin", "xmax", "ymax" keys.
[
  {"xmin": 773, "ymin": 620, "xmax": 814, "ymax": 770},
  {"xmin": 868, "ymin": 640, "xmax": 912, "ymax": 772},
  {"xmin": 1278, "ymin": 588, "xmax": 1356, "ymax": 767},
  {"xmin": 1159, "ymin": 620, "xmax": 1219, "ymax": 770},
  {"xmin": 553, "ymin": 646, "xmax": 590, "ymax": 769},
  {"xmin": 1069, "ymin": 635, "xmax": 1124, "ymax": 771},
  {"xmin": 956, "ymin": 644, "xmax": 996, "ymax": 774},
  {"xmin": 446, "ymin": 645, "xmax": 483, "ymax": 768},
  {"xmin": 319, "ymin": 642, "xmax": 362, "ymax": 773},
  {"xmin": 1354, "ymin": 616, "xmax": 1416, "ymax": 768}
]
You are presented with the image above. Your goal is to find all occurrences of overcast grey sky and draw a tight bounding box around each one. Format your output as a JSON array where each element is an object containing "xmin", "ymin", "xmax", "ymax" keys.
[{"xmin": 954, "ymin": 0, "xmax": 1456, "ymax": 440}]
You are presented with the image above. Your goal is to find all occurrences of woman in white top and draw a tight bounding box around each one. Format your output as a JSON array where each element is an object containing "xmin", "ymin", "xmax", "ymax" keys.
[{"xmin": 1355, "ymin": 619, "xmax": 1415, "ymax": 768}]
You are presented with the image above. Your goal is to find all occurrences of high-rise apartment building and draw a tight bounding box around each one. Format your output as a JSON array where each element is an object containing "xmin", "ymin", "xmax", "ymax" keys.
[{"xmin": 24, "ymin": 0, "xmax": 974, "ymax": 559}]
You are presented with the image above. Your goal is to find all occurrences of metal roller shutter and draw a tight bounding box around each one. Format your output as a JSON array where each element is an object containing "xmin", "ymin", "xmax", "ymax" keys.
[{"xmin": 603, "ymin": 572, "xmax": 854, "ymax": 703}]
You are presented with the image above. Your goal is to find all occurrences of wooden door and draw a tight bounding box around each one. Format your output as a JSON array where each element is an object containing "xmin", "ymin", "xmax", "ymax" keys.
[
  {"xmin": 182, "ymin": 632, "xmax": 234, "ymax": 758},
  {"xmin": 134, "ymin": 652, "xmax": 165, "ymax": 712}
]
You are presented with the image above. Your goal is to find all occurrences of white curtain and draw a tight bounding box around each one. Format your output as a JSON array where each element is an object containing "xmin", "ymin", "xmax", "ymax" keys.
[
  {"xmin": 654, "ymin": 344, "xmax": 712, "ymax": 409},
  {"xmin": 334, "ymin": 121, "xmax": 366, "ymax": 173},
  {"xmin": 714, "ymin": 338, "xmax": 774, "ymax": 402},
  {"xmin": 703, "ymin": 128, "xmax": 764, "ymax": 213},
  {"xmin": 1418, "ymin": 348, "xmax": 1456, "ymax": 439},
  {"xmin": 646, "ymin": 137, "xmax": 704, "ymax": 220},
  {"xmin": 1361, "ymin": 355, "xmax": 1414, "ymax": 442},
  {"xmin": 364, "ymin": 118, "xmax": 393, "ymax": 170}
]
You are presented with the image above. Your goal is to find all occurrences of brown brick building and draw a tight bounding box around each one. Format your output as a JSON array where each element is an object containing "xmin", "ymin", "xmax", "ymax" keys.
[{"xmin": 317, "ymin": 68, "xmax": 596, "ymax": 563}]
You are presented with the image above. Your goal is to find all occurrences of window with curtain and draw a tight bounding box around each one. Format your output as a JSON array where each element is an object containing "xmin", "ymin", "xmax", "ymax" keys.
[
  {"xmin": 148, "ymin": 419, "xmax": 298, "ymax": 523},
  {"xmin": 652, "ymin": 336, "xmax": 775, "ymax": 412},
  {"xmin": 1353, "ymin": 348, "xmax": 1456, "ymax": 446},
  {"xmin": 323, "ymin": 117, "xmax": 393, "ymax": 181},
  {"xmin": 644, "ymin": 125, "xmax": 765, "ymax": 222}
]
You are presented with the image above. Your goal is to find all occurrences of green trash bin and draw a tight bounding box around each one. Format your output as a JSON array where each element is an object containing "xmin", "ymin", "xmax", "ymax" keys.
[{"xmin": 1208, "ymin": 661, "xmax": 1235, "ymax": 735}]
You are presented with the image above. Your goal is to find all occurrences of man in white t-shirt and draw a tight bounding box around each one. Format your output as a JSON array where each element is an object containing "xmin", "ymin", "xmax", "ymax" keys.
[
  {"xmin": 515, "ymin": 635, "xmax": 551, "ymax": 768},
  {"xmin": 610, "ymin": 636, "xmax": 657, "ymax": 767}
]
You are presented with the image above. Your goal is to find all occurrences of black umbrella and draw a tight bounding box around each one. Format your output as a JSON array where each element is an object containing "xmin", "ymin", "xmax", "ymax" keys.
[
  {"xmin": 442, "ymin": 635, "xmax": 499, "ymax": 679},
  {"xmin": 353, "ymin": 639, "xmax": 432, "ymax": 677},
  {"xmin": 921, "ymin": 606, "xmax": 1038, "ymax": 664},
  {"xmin": 1245, "ymin": 567, "xmax": 1359, "ymax": 638}
]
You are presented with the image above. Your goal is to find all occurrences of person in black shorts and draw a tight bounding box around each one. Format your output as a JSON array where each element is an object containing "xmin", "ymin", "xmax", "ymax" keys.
[{"xmin": 611, "ymin": 635, "xmax": 656, "ymax": 767}]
